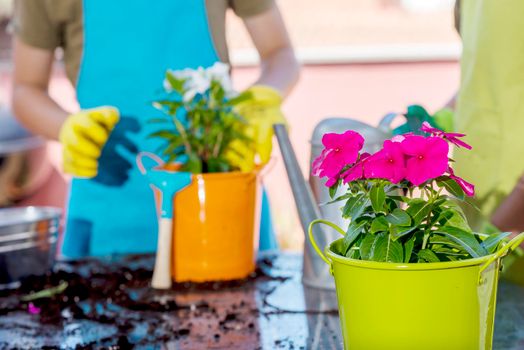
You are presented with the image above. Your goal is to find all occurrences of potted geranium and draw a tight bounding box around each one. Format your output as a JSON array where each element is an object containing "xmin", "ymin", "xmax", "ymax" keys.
[
  {"xmin": 309, "ymin": 123, "xmax": 524, "ymax": 350},
  {"xmin": 143, "ymin": 62, "xmax": 261, "ymax": 283}
]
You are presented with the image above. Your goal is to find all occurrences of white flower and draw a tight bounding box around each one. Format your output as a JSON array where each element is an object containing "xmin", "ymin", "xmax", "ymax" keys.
[
  {"xmin": 205, "ymin": 62, "xmax": 234, "ymax": 94},
  {"xmin": 164, "ymin": 68, "xmax": 193, "ymax": 92},
  {"xmin": 164, "ymin": 62, "xmax": 236, "ymax": 102},
  {"xmin": 183, "ymin": 67, "xmax": 211, "ymax": 102}
]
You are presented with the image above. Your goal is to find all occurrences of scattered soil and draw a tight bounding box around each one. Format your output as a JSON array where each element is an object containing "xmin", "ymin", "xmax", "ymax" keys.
[{"xmin": 0, "ymin": 255, "xmax": 289, "ymax": 349}]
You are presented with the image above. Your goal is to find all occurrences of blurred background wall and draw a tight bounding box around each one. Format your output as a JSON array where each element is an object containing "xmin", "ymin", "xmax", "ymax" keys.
[{"xmin": 0, "ymin": 0, "xmax": 460, "ymax": 251}]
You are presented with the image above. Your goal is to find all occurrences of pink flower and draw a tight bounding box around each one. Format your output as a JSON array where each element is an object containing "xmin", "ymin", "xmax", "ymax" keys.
[
  {"xmin": 420, "ymin": 122, "xmax": 472, "ymax": 150},
  {"xmin": 364, "ymin": 141, "xmax": 406, "ymax": 183},
  {"xmin": 401, "ymin": 135, "xmax": 449, "ymax": 186},
  {"xmin": 312, "ymin": 148, "xmax": 329, "ymax": 177},
  {"xmin": 325, "ymin": 175, "xmax": 339, "ymax": 187},
  {"xmin": 448, "ymin": 166, "xmax": 475, "ymax": 196},
  {"xmin": 28, "ymin": 302, "xmax": 41, "ymax": 315},
  {"xmin": 312, "ymin": 148, "xmax": 341, "ymax": 187},
  {"xmin": 312, "ymin": 130, "xmax": 365, "ymax": 186},
  {"xmin": 342, "ymin": 153, "xmax": 370, "ymax": 183}
]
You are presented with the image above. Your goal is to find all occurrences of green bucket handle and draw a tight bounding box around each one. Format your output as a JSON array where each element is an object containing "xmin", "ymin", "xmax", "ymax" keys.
[
  {"xmin": 308, "ymin": 219, "xmax": 346, "ymax": 267},
  {"xmin": 478, "ymin": 232, "xmax": 524, "ymax": 280},
  {"xmin": 309, "ymin": 219, "xmax": 524, "ymax": 282}
]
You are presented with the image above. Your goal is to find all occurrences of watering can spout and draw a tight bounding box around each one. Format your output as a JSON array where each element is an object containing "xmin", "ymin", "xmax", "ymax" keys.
[
  {"xmin": 274, "ymin": 115, "xmax": 396, "ymax": 289},
  {"xmin": 273, "ymin": 124, "xmax": 334, "ymax": 289},
  {"xmin": 273, "ymin": 125, "xmax": 322, "ymax": 227}
]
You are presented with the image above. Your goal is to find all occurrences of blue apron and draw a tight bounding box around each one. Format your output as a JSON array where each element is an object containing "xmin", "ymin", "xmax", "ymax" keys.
[{"xmin": 62, "ymin": 0, "xmax": 277, "ymax": 257}]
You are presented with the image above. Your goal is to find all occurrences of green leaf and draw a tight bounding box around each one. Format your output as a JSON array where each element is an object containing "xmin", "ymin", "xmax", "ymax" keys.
[
  {"xmin": 342, "ymin": 194, "xmax": 368, "ymax": 221},
  {"xmin": 388, "ymin": 241, "xmax": 404, "ymax": 263},
  {"xmin": 207, "ymin": 157, "xmax": 230, "ymax": 173},
  {"xmin": 437, "ymin": 178, "xmax": 465, "ymax": 201},
  {"xmin": 165, "ymin": 72, "xmax": 186, "ymax": 94},
  {"xmin": 435, "ymin": 226, "xmax": 488, "ymax": 258},
  {"xmin": 371, "ymin": 233, "xmax": 403, "ymax": 263},
  {"xmin": 481, "ymin": 232, "xmax": 511, "ymax": 254},
  {"xmin": 441, "ymin": 199, "xmax": 466, "ymax": 217},
  {"xmin": 346, "ymin": 247, "xmax": 361, "ymax": 259},
  {"xmin": 21, "ymin": 281, "xmax": 68, "ymax": 301},
  {"xmin": 148, "ymin": 130, "xmax": 178, "ymax": 140},
  {"xmin": 387, "ymin": 195, "xmax": 410, "ymax": 202},
  {"xmin": 406, "ymin": 199, "xmax": 433, "ymax": 226},
  {"xmin": 418, "ymin": 249, "xmax": 440, "ymax": 263},
  {"xmin": 324, "ymin": 193, "xmax": 352, "ymax": 205},
  {"xmin": 370, "ymin": 184, "xmax": 386, "ymax": 212},
  {"xmin": 342, "ymin": 221, "xmax": 367, "ymax": 255},
  {"xmin": 404, "ymin": 235, "xmax": 416, "ymax": 263},
  {"xmin": 385, "ymin": 197, "xmax": 400, "ymax": 212},
  {"xmin": 429, "ymin": 235, "xmax": 462, "ymax": 250},
  {"xmin": 370, "ymin": 216, "xmax": 389, "ymax": 234},
  {"xmin": 360, "ymin": 234, "xmax": 376, "ymax": 260},
  {"xmin": 330, "ymin": 239, "xmax": 346, "ymax": 256},
  {"xmin": 437, "ymin": 209, "xmax": 470, "ymax": 231},
  {"xmin": 390, "ymin": 225, "xmax": 416, "ymax": 241},
  {"xmin": 161, "ymin": 140, "xmax": 184, "ymax": 158},
  {"xmin": 385, "ymin": 208, "xmax": 411, "ymax": 226},
  {"xmin": 181, "ymin": 152, "xmax": 203, "ymax": 174},
  {"xmin": 329, "ymin": 182, "xmax": 339, "ymax": 199}
]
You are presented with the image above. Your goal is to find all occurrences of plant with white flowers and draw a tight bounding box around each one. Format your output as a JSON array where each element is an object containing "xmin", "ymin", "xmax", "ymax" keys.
[{"xmin": 151, "ymin": 62, "xmax": 251, "ymax": 173}]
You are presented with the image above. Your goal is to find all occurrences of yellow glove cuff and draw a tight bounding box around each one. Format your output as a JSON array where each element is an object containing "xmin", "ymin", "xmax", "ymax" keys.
[{"xmin": 245, "ymin": 85, "xmax": 283, "ymax": 107}]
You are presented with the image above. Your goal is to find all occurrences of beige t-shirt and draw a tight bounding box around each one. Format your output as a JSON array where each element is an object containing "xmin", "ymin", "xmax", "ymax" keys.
[{"xmin": 12, "ymin": 0, "xmax": 273, "ymax": 85}]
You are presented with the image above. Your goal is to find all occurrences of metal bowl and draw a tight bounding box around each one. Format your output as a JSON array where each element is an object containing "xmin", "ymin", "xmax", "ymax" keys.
[
  {"xmin": 0, "ymin": 107, "xmax": 53, "ymax": 207},
  {"xmin": 0, "ymin": 206, "xmax": 61, "ymax": 289}
]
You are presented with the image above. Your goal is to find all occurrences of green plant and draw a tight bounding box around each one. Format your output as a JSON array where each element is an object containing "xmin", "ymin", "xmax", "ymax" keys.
[
  {"xmin": 313, "ymin": 125, "xmax": 508, "ymax": 263},
  {"xmin": 328, "ymin": 178, "xmax": 510, "ymax": 263},
  {"xmin": 150, "ymin": 63, "xmax": 251, "ymax": 173}
]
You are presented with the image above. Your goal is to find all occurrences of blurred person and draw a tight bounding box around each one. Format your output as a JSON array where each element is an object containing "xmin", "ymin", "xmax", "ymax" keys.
[
  {"xmin": 444, "ymin": 0, "xmax": 524, "ymax": 233},
  {"xmin": 11, "ymin": 0, "xmax": 299, "ymax": 257}
]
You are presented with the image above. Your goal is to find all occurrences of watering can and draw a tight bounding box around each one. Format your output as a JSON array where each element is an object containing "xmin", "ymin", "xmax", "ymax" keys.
[{"xmin": 274, "ymin": 114, "xmax": 396, "ymax": 289}]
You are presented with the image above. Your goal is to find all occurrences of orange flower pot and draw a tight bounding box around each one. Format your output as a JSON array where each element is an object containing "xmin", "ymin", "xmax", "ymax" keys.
[{"xmin": 157, "ymin": 166, "xmax": 261, "ymax": 282}]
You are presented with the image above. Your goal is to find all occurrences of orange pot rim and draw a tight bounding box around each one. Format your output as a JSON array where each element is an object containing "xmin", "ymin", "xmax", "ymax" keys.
[{"xmin": 157, "ymin": 165, "xmax": 265, "ymax": 179}]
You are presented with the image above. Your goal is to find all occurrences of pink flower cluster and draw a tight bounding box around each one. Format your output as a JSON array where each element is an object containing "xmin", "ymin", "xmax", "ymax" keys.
[{"xmin": 312, "ymin": 122, "xmax": 474, "ymax": 196}]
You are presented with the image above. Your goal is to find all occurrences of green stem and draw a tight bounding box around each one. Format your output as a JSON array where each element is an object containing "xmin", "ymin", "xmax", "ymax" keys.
[
  {"xmin": 173, "ymin": 112, "xmax": 192, "ymax": 155},
  {"xmin": 421, "ymin": 190, "xmax": 436, "ymax": 250},
  {"xmin": 21, "ymin": 281, "xmax": 68, "ymax": 302},
  {"xmin": 213, "ymin": 131, "xmax": 224, "ymax": 158},
  {"xmin": 422, "ymin": 232, "xmax": 430, "ymax": 250}
]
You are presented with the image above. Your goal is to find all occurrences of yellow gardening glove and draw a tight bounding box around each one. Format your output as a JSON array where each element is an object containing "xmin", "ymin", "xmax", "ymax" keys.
[
  {"xmin": 226, "ymin": 85, "xmax": 287, "ymax": 172},
  {"xmin": 59, "ymin": 106, "xmax": 120, "ymax": 177}
]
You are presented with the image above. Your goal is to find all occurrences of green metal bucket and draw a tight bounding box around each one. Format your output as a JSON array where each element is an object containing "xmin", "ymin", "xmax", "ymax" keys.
[{"xmin": 309, "ymin": 219, "xmax": 524, "ymax": 350}]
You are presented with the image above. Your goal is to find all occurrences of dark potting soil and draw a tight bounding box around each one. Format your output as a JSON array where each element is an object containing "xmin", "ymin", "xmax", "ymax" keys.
[{"xmin": 0, "ymin": 255, "xmax": 287, "ymax": 349}]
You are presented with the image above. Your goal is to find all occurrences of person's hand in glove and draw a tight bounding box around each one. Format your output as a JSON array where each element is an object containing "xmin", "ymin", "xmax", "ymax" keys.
[
  {"xmin": 226, "ymin": 85, "xmax": 287, "ymax": 172},
  {"xmin": 59, "ymin": 106, "xmax": 120, "ymax": 177}
]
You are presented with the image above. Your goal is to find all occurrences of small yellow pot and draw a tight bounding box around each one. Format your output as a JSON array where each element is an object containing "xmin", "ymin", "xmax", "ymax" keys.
[{"xmin": 309, "ymin": 219, "xmax": 524, "ymax": 350}]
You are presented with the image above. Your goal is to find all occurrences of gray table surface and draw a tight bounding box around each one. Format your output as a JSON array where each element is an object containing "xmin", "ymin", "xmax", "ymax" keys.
[{"xmin": 0, "ymin": 253, "xmax": 523, "ymax": 349}]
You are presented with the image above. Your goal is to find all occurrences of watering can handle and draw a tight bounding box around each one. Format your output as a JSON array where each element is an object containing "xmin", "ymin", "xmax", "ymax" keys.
[
  {"xmin": 478, "ymin": 232, "xmax": 524, "ymax": 278},
  {"xmin": 308, "ymin": 219, "xmax": 346, "ymax": 266},
  {"xmin": 137, "ymin": 152, "xmax": 165, "ymax": 175},
  {"xmin": 378, "ymin": 112, "xmax": 399, "ymax": 133}
]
